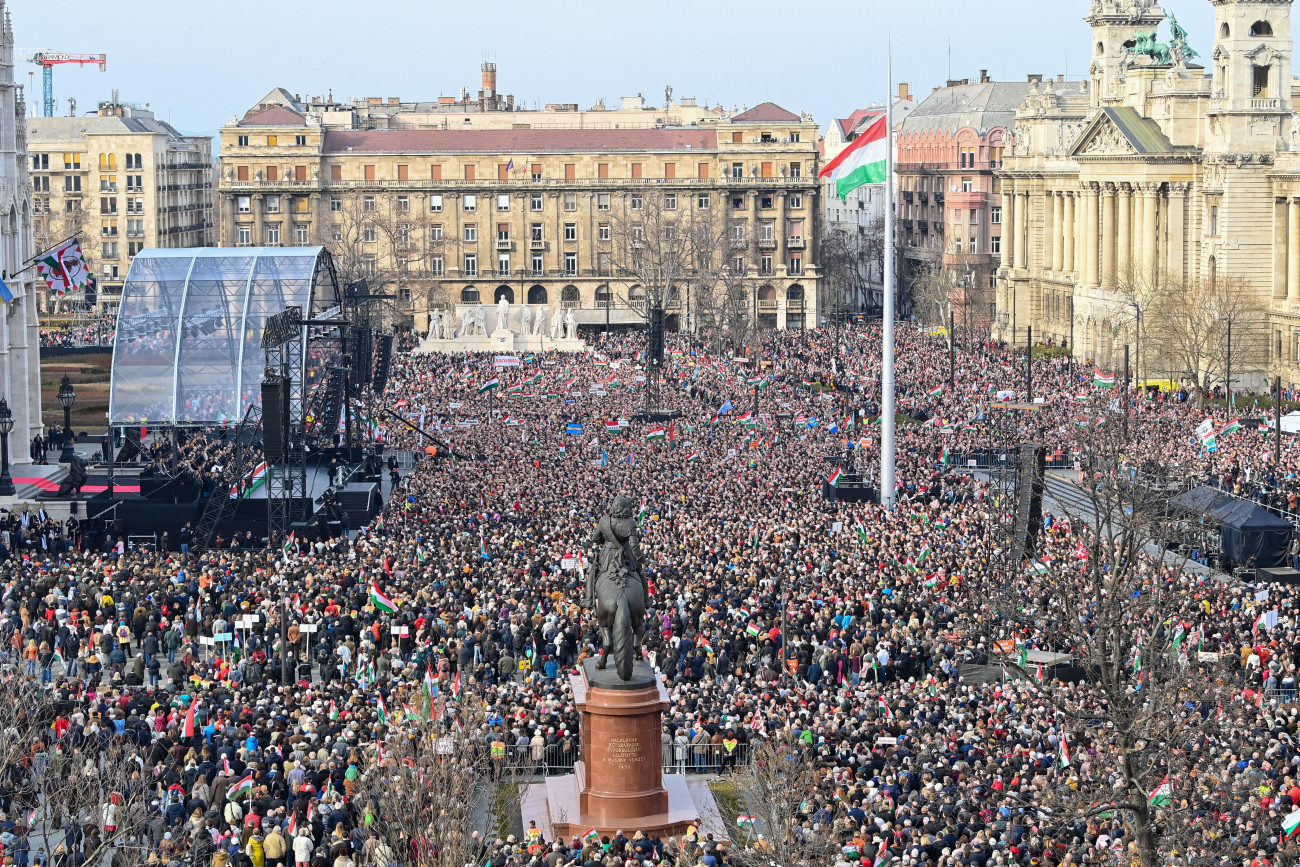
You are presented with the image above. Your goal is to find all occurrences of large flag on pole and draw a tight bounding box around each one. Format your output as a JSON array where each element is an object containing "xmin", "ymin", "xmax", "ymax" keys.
[
  {"xmin": 819, "ymin": 114, "xmax": 888, "ymax": 200},
  {"xmin": 34, "ymin": 240, "xmax": 91, "ymax": 296}
]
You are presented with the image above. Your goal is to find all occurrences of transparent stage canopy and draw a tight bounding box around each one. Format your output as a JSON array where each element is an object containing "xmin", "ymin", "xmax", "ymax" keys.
[{"xmin": 108, "ymin": 247, "xmax": 342, "ymax": 427}]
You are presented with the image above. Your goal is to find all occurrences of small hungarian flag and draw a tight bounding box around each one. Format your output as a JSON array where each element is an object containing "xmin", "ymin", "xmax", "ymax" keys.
[
  {"xmin": 477, "ymin": 377, "xmax": 500, "ymax": 394},
  {"xmin": 1074, "ymin": 394, "xmax": 1089, "ymax": 403},
  {"xmin": 827, "ymin": 466, "xmax": 843, "ymax": 488},
  {"xmin": 686, "ymin": 451, "xmax": 700, "ymax": 462},
  {"xmin": 923, "ymin": 574, "xmax": 939, "ymax": 589},
  {"xmin": 1093, "ymin": 370, "xmax": 1115, "ymax": 387},
  {"xmin": 878, "ymin": 698, "xmax": 894, "ymax": 720},
  {"xmin": 452, "ymin": 670, "xmax": 462, "ymax": 700},
  {"xmin": 1283, "ymin": 807, "xmax": 1300, "ymax": 839},
  {"xmin": 369, "ymin": 581, "xmax": 398, "ymax": 614},
  {"xmin": 328, "ymin": 700, "xmax": 338, "ymax": 721},
  {"xmin": 917, "ymin": 543, "xmax": 932, "ymax": 563},
  {"xmin": 1219, "ymin": 417, "xmax": 1241, "ymax": 436},
  {"xmin": 282, "ymin": 531, "xmax": 296, "ymax": 558},
  {"xmin": 183, "ymin": 700, "xmax": 198, "ymax": 739},
  {"xmin": 873, "ymin": 839, "xmax": 890, "ymax": 867},
  {"xmin": 1255, "ymin": 609, "xmax": 1278, "ymax": 631},
  {"xmin": 605, "ymin": 420, "xmax": 622, "ymax": 433},
  {"xmin": 927, "ymin": 385, "xmax": 944, "ymax": 398},
  {"xmin": 1147, "ymin": 774, "xmax": 1171, "ymax": 806},
  {"xmin": 645, "ymin": 426, "xmax": 666, "ymax": 441},
  {"xmin": 376, "ymin": 694, "xmax": 389, "ymax": 726},
  {"xmin": 735, "ymin": 814, "xmax": 755, "ymax": 828},
  {"xmin": 746, "ymin": 623, "xmax": 761, "ymax": 638},
  {"xmin": 584, "ymin": 828, "xmax": 600, "ymax": 842},
  {"xmin": 1059, "ymin": 733, "xmax": 1070, "ymax": 768},
  {"xmin": 228, "ymin": 772, "xmax": 255, "ymax": 800}
]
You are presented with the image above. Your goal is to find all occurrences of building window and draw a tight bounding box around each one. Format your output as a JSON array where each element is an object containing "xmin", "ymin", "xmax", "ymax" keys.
[
  {"xmin": 990, "ymin": 206, "xmax": 1002, "ymax": 224},
  {"xmin": 430, "ymin": 224, "xmax": 443, "ymax": 241},
  {"xmin": 564, "ymin": 223, "xmax": 577, "ymax": 241},
  {"xmin": 102, "ymin": 242, "xmax": 119, "ymax": 259},
  {"xmin": 760, "ymin": 196, "xmax": 774, "ymax": 210},
  {"xmin": 362, "ymin": 256, "xmax": 378, "ymax": 277},
  {"xmin": 497, "ymin": 194, "xmax": 510, "ymax": 212},
  {"xmin": 363, "ymin": 225, "xmax": 378, "ymax": 243},
  {"xmin": 730, "ymin": 222, "xmax": 745, "ymax": 242},
  {"xmin": 460, "ymin": 286, "xmax": 479, "ymax": 303},
  {"xmin": 564, "ymin": 193, "xmax": 577, "ymax": 211},
  {"xmin": 788, "ymin": 255, "xmax": 802, "ymax": 275},
  {"xmin": 665, "ymin": 193, "xmax": 678, "ymax": 210},
  {"xmin": 597, "ymin": 252, "xmax": 611, "ymax": 275},
  {"xmin": 1210, "ymin": 205, "xmax": 1219, "ymax": 236},
  {"xmin": 564, "ymin": 253, "xmax": 578, "ymax": 275},
  {"xmin": 431, "ymin": 256, "xmax": 444, "ymax": 276},
  {"xmin": 295, "ymin": 197, "xmax": 310, "ymax": 214},
  {"xmin": 397, "ymin": 195, "xmax": 410, "ymax": 212},
  {"xmin": 531, "ymin": 164, "xmax": 543, "ymax": 181},
  {"xmin": 632, "ymin": 224, "xmax": 645, "ymax": 242},
  {"xmin": 65, "ymin": 176, "xmax": 81, "ymax": 193},
  {"xmin": 598, "ymin": 222, "xmax": 611, "ymax": 241},
  {"xmin": 1254, "ymin": 66, "xmax": 1271, "ymax": 97},
  {"xmin": 266, "ymin": 195, "xmax": 280, "ymax": 213},
  {"xmin": 697, "ymin": 193, "xmax": 711, "ymax": 210},
  {"xmin": 760, "ymin": 221, "xmax": 775, "ymax": 241},
  {"xmin": 64, "ymin": 153, "xmax": 81, "ymax": 170},
  {"xmin": 330, "ymin": 196, "xmax": 342, "ymax": 212},
  {"xmin": 530, "ymin": 194, "xmax": 543, "ymax": 211},
  {"xmin": 295, "ymin": 134, "xmax": 308, "ymax": 146},
  {"xmin": 463, "ymin": 254, "xmax": 478, "ymax": 277},
  {"xmin": 531, "ymin": 254, "xmax": 544, "ymax": 275},
  {"xmin": 954, "ymin": 237, "xmax": 963, "ymax": 254},
  {"xmin": 265, "ymin": 224, "xmax": 281, "ymax": 245},
  {"xmin": 530, "ymin": 223, "xmax": 544, "ymax": 242},
  {"xmin": 295, "ymin": 224, "xmax": 310, "ymax": 244},
  {"xmin": 789, "ymin": 162, "xmax": 801, "ymax": 178},
  {"xmin": 731, "ymin": 256, "xmax": 746, "ymax": 275},
  {"xmin": 363, "ymin": 196, "xmax": 375, "ymax": 212},
  {"xmin": 498, "ymin": 254, "xmax": 511, "ymax": 276},
  {"xmin": 464, "ymin": 224, "xmax": 477, "ymax": 242},
  {"xmin": 464, "ymin": 194, "xmax": 477, "ymax": 212},
  {"xmin": 238, "ymin": 196, "xmax": 251, "ymax": 214},
  {"xmin": 430, "ymin": 195, "xmax": 443, "ymax": 212},
  {"xmin": 759, "ymin": 255, "xmax": 773, "ymax": 275},
  {"xmin": 596, "ymin": 285, "xmax": 612, "ymax": 308},
  {"xmin": 731, "ymin": 162, "xmax": 743, "ymax": 179},
  {"xmin": 788, "ymin": 195, "xmax": 803, "ymax": 209},
  {"xmin": 598, "ymin": 193, "xmax": 611, "ymax": 211},
  {"xmin": 961, "ymin": 177, "xmax": 973, "ymax": 193},
  {"xmin": 238, "ymin": 225, "xmax": 252, "ymax": 245},
  {"xmin": 630, "ymin": 194, "xmax": 643, "ymax": 210},
  {"xmin": 991, "ymin": 236, "xmax": 1001, "ymax": 255},
  {"xmin": 237, "ymin": 135, "xmax": 249, "ymax": 147},
  {"xmin": 331, "ymin": 226, "xmax": 343, "ymax": 242}
]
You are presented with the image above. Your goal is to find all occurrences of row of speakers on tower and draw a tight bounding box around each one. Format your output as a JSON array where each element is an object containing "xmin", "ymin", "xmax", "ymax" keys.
[
  {"xmin": 648, "ymin": 307, "xmax": 665, "ymax": 367},
  {"xmin": 373, "ymin": 335, "xmax": 394, "ymax": 395},
  {"xmin": 261, "ymin": 378, "xmax": 291, "ymax": 464},
  {"xmin": 1011, "ymin": 443, "xmax": 1047, "ymax": 562}
]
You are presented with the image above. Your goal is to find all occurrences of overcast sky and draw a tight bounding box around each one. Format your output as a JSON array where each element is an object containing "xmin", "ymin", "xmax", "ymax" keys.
[{"xmin": 12, "ymin": 0, "xmax": 1223, "ymax": 138}]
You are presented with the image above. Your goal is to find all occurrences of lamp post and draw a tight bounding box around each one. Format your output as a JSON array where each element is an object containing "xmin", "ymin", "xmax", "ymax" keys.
[
  {"xmin": 58, "ymin": 375, "xmax": 77, "ymax": 463},
  {"xmin": 1221, "ymin": 317, "xmax": 1233, "ymax": 409},
  {"xmin": 1129, "ymin": 302, "xmax": 1142, "ymax": 393},
  {"xmin": 0, "ymin": 399, "xmax": 15, "ymax": 497}
]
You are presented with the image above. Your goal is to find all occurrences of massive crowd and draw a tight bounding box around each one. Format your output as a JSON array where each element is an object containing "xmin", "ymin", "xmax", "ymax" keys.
[{"xmin": 1, "ymin": 322, "xmax": 1298, "ymax": 867}]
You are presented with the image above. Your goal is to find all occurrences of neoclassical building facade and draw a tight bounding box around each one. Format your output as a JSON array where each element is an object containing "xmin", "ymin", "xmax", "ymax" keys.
[{"xmin": 996, "ymin": 0, "xmax": 1296, "ymax": 385}]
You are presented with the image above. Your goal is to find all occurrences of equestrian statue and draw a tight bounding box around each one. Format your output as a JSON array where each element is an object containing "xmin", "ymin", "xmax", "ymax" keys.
[{"xmin": 583, "ymin": 495, "xmax": 648, "ymax": 681}]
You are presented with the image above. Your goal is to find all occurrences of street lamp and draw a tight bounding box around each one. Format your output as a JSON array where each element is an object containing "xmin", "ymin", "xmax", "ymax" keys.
[
  {"xmin": 58, "ymin": 375, "xmax": 77, "ymax": 463},
  {"xmin": 0, "ymin": 398, "xmax": 15, "ymax": 496},
  {"xmin": 1220, "ymin": 316, "xmax": 1233, "ymax": 409},
  {"xmin": 1129, "ymin": 302, "xmax": 1141, "ymax": 392}
]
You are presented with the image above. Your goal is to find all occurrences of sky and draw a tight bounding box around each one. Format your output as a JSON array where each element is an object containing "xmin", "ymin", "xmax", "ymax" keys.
[{"xmin": 11, "ymin": 0, "xmax": 1225, "ymax": 139}]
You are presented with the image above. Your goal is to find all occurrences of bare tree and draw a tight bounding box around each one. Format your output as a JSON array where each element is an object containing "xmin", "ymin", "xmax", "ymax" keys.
[
  {"xmin": 32, "ymin": 199, "xmax": 92, "ymax": 316},
  {"xmin": 819, "ymin": 227, "xmax": 871, "ymax": 328},
  {"xmin": 979, "ymin": 411, "xmax": 1241, "ymax": 867}
]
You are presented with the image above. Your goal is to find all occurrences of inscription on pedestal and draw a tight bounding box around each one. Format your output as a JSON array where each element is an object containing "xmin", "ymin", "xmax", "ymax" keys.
[{"xmin": 605, "ymin": 735, "xmax": 645, "ymax": 771}]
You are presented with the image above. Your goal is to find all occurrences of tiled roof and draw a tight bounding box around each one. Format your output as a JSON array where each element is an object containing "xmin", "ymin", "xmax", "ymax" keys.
[
  {"xmin": 731, "ymin": 102, "xmax": 800, "ymax": 123},
  {"xmin": 836, "ymin": 109, "xmax": 883, "ymax": 138},
  {"xmin": 899, "ymin": 82, "xmax": 1033, "ymax": 135},
  {"xmin": 239, "ymin": 106, "xmax": 307, "ymax": 127},
  {"xmin": 321, "ymin": 128, "xmax": 719, "ymax": 154}
]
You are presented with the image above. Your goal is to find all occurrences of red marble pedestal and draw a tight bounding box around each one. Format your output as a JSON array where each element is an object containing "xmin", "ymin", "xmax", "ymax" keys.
[{"xmin": 522, "ymin": 660, "xmax": 721, "ymax": 842}]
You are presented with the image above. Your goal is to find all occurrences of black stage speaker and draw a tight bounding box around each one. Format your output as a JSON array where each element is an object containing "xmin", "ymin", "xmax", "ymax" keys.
[
  {"xmin": 1012, "ymin": 443, "xmax": 1047, "ymax": 560},
  {"xmin": 354, "ymin": 329, "xmax": 373, "ymax": 386},
  {"xmin": 648, "ymin": 307, "xmax": 665, "ymax": 367},
  {"xmin": 262, "ymin": 379, "xmax": 290, "ymax": 463},
  {"xmin": 373, "ymin": 335, "xmax": 394, "ymax": 395}
]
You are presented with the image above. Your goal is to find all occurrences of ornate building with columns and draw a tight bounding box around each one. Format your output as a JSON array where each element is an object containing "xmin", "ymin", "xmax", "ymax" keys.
[
  {"xmin": 0, "ymin": 0, "xmax": 44, "ymax": 456},
  {"xmin": 996, "ymin": 0, "xmax": 1295, "ymax": 386}
]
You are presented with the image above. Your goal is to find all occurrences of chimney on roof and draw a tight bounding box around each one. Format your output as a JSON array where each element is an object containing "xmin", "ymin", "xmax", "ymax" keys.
[
  {"xmin": 1057, "ymin": 74, "xmax": 1065, "ymax": 83},
  {"xmin": 482, "ymin": 62, "xmax": 497, "ymax": 96},
  {"xmin": 898, "ymin": 82, "xmax": 912, "ymax": 102},
  {"xmin": 388, "ymin": 97, "xmax": 400, "ymax": 105},
  {"xmin": 979, "ymin": 70, "xmax": 990, "ymax": 83},
  {"xmin": 1027, "ymin": 74, "xmax": 1044, "ymax": 84}
]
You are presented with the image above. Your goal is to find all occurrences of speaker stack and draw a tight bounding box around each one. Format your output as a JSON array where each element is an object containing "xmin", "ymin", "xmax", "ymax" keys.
[
  {"xmin": 261, "ymin": 379, "xmax": 291, "ymax": 463},
  {"xmin": 1011, "ymin": 443, "xmax": 1047, "ymax": 561}
]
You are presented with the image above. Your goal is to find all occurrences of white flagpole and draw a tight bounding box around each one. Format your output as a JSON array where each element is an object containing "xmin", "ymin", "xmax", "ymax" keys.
[{"xmin": 881, "ymin": 35, "xmax": 897, "ymax": 508}]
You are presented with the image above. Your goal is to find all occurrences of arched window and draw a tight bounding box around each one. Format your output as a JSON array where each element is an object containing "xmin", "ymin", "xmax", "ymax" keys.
[
  {"xmin": 595, "ymin": 285, "xmax": 612, "ymax": 308},
  {"xmin": 627, "ymin": 285, "xmax": 645, "ymax": 305},
  {"xmin": 1095, "ymin": 41, "xmax": 1104, "ymax": 56},
  {"xmin": 1220, "ymin": 22, "xmax": 1230, "ymax": 39},
  {"xmin": 461, "ymin": 286, "xmax": 480, "ymax": 304},
  {"xmin": 562, "ymin": 285, "xmax": 581, "ymax": 308},
  {"xmin": 786, "ymin": 284, "xmax": 804, "ymax": 301},
  {"xmin": 493, "ymin": 285, "xmax": 514, "ymax": 304},
  {"xmin": 757, "ymin": 285, "xmax": 777, "ymax": 302},
  {"xmin": 1250, "ymin": 19, "xmax": 1273, "ymax": 36},
  {"xmin": 527, "ymin": 285, "xmax": 548, "ymax": 305}
]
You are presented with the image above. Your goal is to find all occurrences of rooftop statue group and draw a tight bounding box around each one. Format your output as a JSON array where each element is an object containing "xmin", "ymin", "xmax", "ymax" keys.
[{"xmin": 426, "ymin": 298, "xmax": 577, "ymax": 341}]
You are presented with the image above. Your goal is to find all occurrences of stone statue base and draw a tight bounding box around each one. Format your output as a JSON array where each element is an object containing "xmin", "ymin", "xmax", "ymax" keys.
[{"xmin": 520, "ymin": 660, "xmax": 726, "ymax": 843}]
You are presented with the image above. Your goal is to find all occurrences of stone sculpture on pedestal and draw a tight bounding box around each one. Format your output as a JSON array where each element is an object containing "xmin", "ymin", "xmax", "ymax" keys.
[
  {"xmin": 551, "ymin": 308, "xmax": 563, "ymax": 340},
  {"xmin": 496, "ymin": 296, "xmax": 511, "ymax": 332},
  {"xmin": 518, "ymin": 305, "xmax": 532, "ymax": 336},
  {"xmin": 565, "ymin": 309, "xmax": 578, "ymax": 340}
]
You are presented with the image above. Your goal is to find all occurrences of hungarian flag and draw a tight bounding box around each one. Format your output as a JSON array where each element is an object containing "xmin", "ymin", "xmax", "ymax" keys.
[
  {"xmin": 369, "ymin": 581, "xmax": 398, "ymax": 614},
  {"xmin": 1059, "ymin": 733, "xmax": 1070, "ymax": 768},
  {"xmin": 1093, "ymin": 370, "xmax": 1115, "ymax": 387},
  {"xmin": 605, "ymin": 420, "xmax": 622, "ymax": 433},
  {"xmin": 1218, "ymin": 417, "xmax": 1241, "ymax": 436},
  {"xmin": 1074, "ymin": 393, "xmax": 1089, "ymax": 403},
  {"xmin": 819, "ymin": 113, "xmax": 887, "ymax": 200},
  {"xmin": 328, "ymin": 700, "xmax": 338, "ymax": 721},
  {"xmin": 1255, "ymin": 609, "xmax": 1278, "ymax": 631},
  {"xmin": 735, "ymin": 814, "xmax": 755, "ymax": 828},
  {"xmin": 927, "ymin": 385, "xmax": 944, "ymax": 398},
  {"xmin": 376, "ymin": 694, "xmax": 389, "ymax": 726},
  {"xmin": 228, "ymin": 772, "xmax": 255, "ymax": 800},
  {"xmin": 827, "ymin": 466, "xmax": 843, "ymax": 488},
  {"xmin": 873, "ymin": 839, "xmax": 890, "ymax": 867},
  {"xmin": 878, "ymin": 698, "xmax": 894, "ymax": 720},
  {"xmin": 583, "ymin": 828, "xmax": 600, "ymax": 842},
  {"xmin": 645, "ymin": 426, "xmax": 666, "ymax": 441},
  {"xmin": 477, "ymin": 377, "xmax": 500, "ymax": 394},
  {"xmin": 1147, "ymin": 774, "xmax": 1171, "ymax": 806},
  {"xmin": 35, "ymin": 240, "xmax": 91, "ymax": 296},
  {"xmin": 1283, "ymin": 807, "xmax": 1300, "ymax": 839},
  {"xmin": 746, "ymin": 623, "xmax": 761, "ymax": 638},
  {"xmin": 451, "ymin": 670, "xmax": 462, "ymax": 700},
  {"xmin": 686, "ymin": 451, "xmax": 700, "ymax": 462},
  {"xmin": 231, "ymin": 461, "xmax": 269, "ymax": 499},
  {"xmin": 182, "ymin": 700, "xmax": 198, "ymax": 739}
]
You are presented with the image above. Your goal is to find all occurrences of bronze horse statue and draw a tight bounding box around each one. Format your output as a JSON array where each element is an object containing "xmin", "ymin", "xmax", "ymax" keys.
[{"xmin": 584, "ymin": 495, "xmax": 648, "ymax": 681}]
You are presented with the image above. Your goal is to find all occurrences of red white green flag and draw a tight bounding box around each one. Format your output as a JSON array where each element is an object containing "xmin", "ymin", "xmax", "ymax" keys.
[{"xmin": 819, "ymin": 114, "xmax": 887, "ymax": 200}]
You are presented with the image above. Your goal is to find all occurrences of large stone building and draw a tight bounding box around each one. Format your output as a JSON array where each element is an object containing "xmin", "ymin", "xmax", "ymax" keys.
[
  {"xmin": 28, "ymin": 98, "xmax": 214, "ymax": 314},
  {"xmin": 997, "ymin": 0, "xmax": 1297, "ymax": 387},
  {"xmin": 217, "ymin": 83, "xmax": 821, "ymax": 332},
  {"xmin": 897, "ymin": 74, "xmax": 1031, "ymax": 328},
  {"xmin": 0, "ymin": 1, "xmax": 43, "ymax": 455}
]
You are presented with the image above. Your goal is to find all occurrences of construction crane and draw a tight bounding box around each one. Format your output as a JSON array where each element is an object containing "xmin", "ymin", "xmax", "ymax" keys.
[{"xmin": 21, "ymin": 51, "xmax": 107, "ymax": 118}]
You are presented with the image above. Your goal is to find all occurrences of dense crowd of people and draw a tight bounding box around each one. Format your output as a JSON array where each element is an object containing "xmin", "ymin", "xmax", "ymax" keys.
[
  {"xmin": 1, "ymin": 322, "xmax": 1298, "ymax": 867},
  {"xmin": 38, "ymin": 322, "xmax": 115, "ymax": 349}
]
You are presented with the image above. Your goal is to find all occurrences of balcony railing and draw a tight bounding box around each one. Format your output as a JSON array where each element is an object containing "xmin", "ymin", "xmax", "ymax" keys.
[
  {"xmin": 496, "ymin": 239, "xmax": 514, "ymax": 251},
  {"xmin": 1252, "ymin": 98, "xmax": 1280, "ymax": 110},
  {"xmin": 757, "ymin": 238, "xmax": 777, "ymax": 250},
  {"xmin": 220, "ymin": 175, "xmax": 818, "ymax": 191},
  {"xmin": 786, "ymin": 237, "xmax": 806, "ymax": 249}
]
